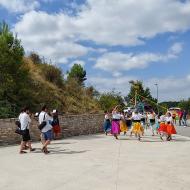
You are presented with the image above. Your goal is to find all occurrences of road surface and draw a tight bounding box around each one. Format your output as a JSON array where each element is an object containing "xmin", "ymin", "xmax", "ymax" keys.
[{"xmin": 0, "ymin": 129, "xmax": 190, "ymax": 190}]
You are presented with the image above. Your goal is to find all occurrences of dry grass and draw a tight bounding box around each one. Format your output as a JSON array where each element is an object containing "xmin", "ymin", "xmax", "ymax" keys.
[{"xmin": 23, "ymin": 57, "xmax": 101, "ymax": 114}]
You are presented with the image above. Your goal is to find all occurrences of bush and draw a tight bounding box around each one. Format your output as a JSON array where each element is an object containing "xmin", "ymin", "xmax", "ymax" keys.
[{"xmin": 41, "ymin": 63, "xmax": 64, "ymax": 88}]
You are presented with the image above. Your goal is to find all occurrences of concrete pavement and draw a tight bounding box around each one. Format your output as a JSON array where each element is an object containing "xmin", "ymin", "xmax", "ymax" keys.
[
  {"xmin": 176, "ymin": 125, "xmax": 190, "ymax": 137},
  {"xmin": 0, "ymin": 130, "xmax": 190, "ymax": 190}
]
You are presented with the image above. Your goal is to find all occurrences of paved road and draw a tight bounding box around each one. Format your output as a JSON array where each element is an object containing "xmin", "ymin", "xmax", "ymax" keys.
[
  {"xmin": 176, "ymin": 125, "xmax": 190, "ymax": 137},
  {"xmin": 0, "ymin": 130, "xmax": 190, "ymax": 190}
]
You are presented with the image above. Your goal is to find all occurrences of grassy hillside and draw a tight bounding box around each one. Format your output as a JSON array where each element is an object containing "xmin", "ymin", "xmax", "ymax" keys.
[{"xmin": 23, "ymin": 57, "xmax": 101, "ymax": 114}]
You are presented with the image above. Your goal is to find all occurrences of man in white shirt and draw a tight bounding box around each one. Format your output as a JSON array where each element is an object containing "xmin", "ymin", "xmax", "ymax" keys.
[
  {"xmin": 39, "ymin": 105, "xmax": 53, "ymax": 154},
  {"xmin": 19, "ymin": 107, "xmax": 35, "ymax": 154}
]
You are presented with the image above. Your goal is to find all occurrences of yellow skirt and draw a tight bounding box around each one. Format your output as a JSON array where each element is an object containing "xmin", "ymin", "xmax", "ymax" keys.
[
  {"xmin": 132, "ymin": 122, "xmax": 144, "ymax": 134},
  {"xmin": 120, "ymin": 120, "xmax": 128, "ymax": 132}
]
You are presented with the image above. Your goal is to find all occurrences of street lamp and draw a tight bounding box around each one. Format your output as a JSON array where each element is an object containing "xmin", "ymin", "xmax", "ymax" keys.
[{"xmin": 155, "ymin": 83, "xmax": 159, "ymax": 114}]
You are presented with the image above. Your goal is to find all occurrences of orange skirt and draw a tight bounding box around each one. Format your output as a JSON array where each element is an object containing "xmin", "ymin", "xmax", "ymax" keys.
[
  {"xmin": 166, "ymin": 124, "xmax": 176, "ymax": 135},
  {"xmin": 158, "ymin": 123, "xmax": 167, "ymax": 133}
]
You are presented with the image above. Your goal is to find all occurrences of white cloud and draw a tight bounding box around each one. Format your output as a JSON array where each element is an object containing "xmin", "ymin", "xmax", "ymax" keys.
[
  {"xmin": 69, "ymin": 60, "xmax": 86, "ymax": 67},
  {"xmin": 76, "ymin": 0, "xmax": 190, "ymax": 46},
  {"xmin": 145, "ymin": 75, "xmax": 190, "ymax": 101},
  {"xmin": 88, "ymin": 75, "xmax": 137, "ymax": 95},
  {"xmin": 94, "ymin": 52, "xmax": 162, "ymax": 73},
  {"xmin": 14, "ymin": 11, "xmax": 88, "ymax": 63},
  {"xmin": 88, "ymin": 74, "xmax": 190, "ymax": 101},
  {"xmin": 13, "ymin": 0, "xmax": 190, "ymax": 64},
  {"xmin": 94, "ymin": 42, "xmax": 183, "ymax": 75},
  {"xmin": 167, "ymin": 42, "xmax": 183, "ymax": 58},
  {"xmin": 0, "ymin": 0, "xmax": 39, "ymax": 13}
]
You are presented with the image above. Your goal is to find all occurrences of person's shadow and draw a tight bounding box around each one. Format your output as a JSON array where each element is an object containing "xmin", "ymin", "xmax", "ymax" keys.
[{"xmin": 32, "ymin": 147, "xmax": 89, "ymax": 154}]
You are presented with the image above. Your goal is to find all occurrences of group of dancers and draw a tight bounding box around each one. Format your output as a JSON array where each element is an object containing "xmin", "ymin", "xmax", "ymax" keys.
[{"xmin": 103, "ymin": 105, "xmax": 177, "ymax": 141}]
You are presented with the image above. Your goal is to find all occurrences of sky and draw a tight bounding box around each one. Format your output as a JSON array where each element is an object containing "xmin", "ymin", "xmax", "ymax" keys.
[{"xmin": 0, "ymin": 0, "xmax": 190, "ymax": 102}]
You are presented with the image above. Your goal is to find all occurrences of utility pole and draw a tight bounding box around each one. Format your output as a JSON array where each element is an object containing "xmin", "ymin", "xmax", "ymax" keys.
[
  {"xmin": 155, "ymin": 83, "xmax": 159, "ymax": 114},
  {"xmin": 135, "ymin": 90, "xmax": 137, "ymax": 107}
]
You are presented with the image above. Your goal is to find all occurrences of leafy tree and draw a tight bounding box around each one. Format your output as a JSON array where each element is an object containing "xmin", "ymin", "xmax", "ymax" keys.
[
  {"xmin": 67, "ymin": 64, "xmax": 86, "ymax": 86},
  {"xmin": 160, "ymin": 101, "xmax": 179, "ymax": 108},
  {"xmin": 99, "ymin": 91, "xmax": 125, "ymax": 112},
  {"xmin": 178, "ymin": 98, "xmax": 190, "ymax": 112},
  {"xmin": 126, "ymin": 80, "xmax": 157, "ymax": 112},
  {"xmin": 0, "ymin": 22, "xmax": 34, "ymax": 117}
]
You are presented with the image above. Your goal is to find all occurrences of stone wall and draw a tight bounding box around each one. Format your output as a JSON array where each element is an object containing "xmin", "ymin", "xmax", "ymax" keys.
[{"xmin": 0, "ymin": 114, "xmax": 104, "ymax": 146}]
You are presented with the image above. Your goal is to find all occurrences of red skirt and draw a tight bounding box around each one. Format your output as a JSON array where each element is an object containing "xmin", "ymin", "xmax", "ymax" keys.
[
  {"xmin": 53, "ymin": 125, "xmax": 61, "ymax": 134},
  {"xmin": 166, "ymin": 124, "xmax": 177, "ymax": 135},
  {"xmin": 158, "ymin": 123, "xmax": 167, "ymax": 133}
]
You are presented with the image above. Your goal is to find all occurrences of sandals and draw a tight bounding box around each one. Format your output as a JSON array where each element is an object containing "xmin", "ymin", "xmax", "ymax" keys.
[
  {"xmin": 20, "ymin": 151, "xmax": 27, "ymax": 154},
  {"xmin": 42, "ymin": 147, "xmax": 50, "ymax": 154},
  {"xmin": 24, "ymin": 145, "xmax": 29, "ymax": 150},
  {"xmin": 30, "ymin": 148, "xmax": 36, "ymax": 152}
]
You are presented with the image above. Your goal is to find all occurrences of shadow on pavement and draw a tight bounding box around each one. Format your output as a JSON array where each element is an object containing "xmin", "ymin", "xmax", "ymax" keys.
[
  {"xmin": 32, "ymin": 148, "xmax": 89, "ymax": 155},
  {"xmin": 71, "ymin": 134, "xmax": 104, "ymax": 140},
  {"xmin": 51, "ymin": 142, "xmax": 77, "ymax": 145},
  {"xmin": 50, "ymin": 150, "xmax": 89, "ymax": 155}
]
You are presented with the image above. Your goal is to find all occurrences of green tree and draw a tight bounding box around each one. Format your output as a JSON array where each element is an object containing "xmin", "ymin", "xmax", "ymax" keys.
[
  {"xmin": 178, "ymin": 98, "xmax": 190, "ymax": 112},
  {"xmin": 99, "ymin": 91, "xmax": 124, "ymax": 112},
  {"xmin": 67, "ymin": 64, "xmax": 86, "ymax": 86},
  {"xmin": 126, "ymin": 80, "xmax": 157, "ymax": 111},
  {"xmin": 0, "ymin": 22, "xmax": 32, "ymax": 117}
]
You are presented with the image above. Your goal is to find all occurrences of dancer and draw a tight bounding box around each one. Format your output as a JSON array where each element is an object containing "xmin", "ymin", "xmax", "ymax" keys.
[
  {"xmin": 120, "ymin": 111, "xmax": 128, "ymax": 135},
  {"xmin": 111, "ymin": 106, "xmax": 121, "ymax": 140},
  {"xmin": 125, "ymin": 113, "xmax": 133, "ymax": 136},
  {"xmin": 147, "ymin": 111, "xmax": 156, "ymax": 136},
  {"xmin": 131, "ymin": 110, "xmax": 144, "ymax": 141},
  {"xmin": 157, "ymin": 113, "xmax": 166, "ymax": 140},
  {"xmin": 103, "ymin": 111, "xmax": 111, "ymax": 135},
  {"xmin": 165, "ymin": 112, "xmax": 177, "ymax": 141},
  {"xmin": 140, "ymin": 112, "xmax": 146, "ymax": 135},
  {"xmin": 172, "ymin": 112, "xmax": 177, "ymax": 125}
]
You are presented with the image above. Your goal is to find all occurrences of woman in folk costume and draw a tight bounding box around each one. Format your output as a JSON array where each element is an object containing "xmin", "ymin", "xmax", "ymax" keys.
[
  {"xmin": 157, "ymin": 112, "xmax": 167, "ymax": 140},
  {"xmin": 126, "ymin": 112, "xmax": 132, "ymax": 129},
  {"xmin": 103, "ymin": 111, "xmax": 111, "ymax": 135},
  {"xmin": 131, "ymin": 110, "xmax": 144, "ymax": 141},
  {"xmin": 140, "ymin": 112, "xmax": 146, "ymax": 136},
  {"xmin": 120, "ymin": 111, "xmax": 128, "ymax": 135},
  {"xmin": 111, "ymin": 106, "xmax": 121, "ymax": 140},
  {"xmin": 165, "ymin": 112, "xmax": 177, "ymax": 141},
  {"xmin": 147, "ymin": 111, "xmax": 156, "ymax": 136}
]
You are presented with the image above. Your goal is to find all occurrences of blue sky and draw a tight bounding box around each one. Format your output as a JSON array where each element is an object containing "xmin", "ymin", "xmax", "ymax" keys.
[{"xmin": 0, "ymin": 0, "xmax": 190, "ymax": 101}]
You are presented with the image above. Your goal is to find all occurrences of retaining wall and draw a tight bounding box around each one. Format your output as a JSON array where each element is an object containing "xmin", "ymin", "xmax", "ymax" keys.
[{"xmin": 0, "ymin": 114, "xmax": 104, "ymax": 145}]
